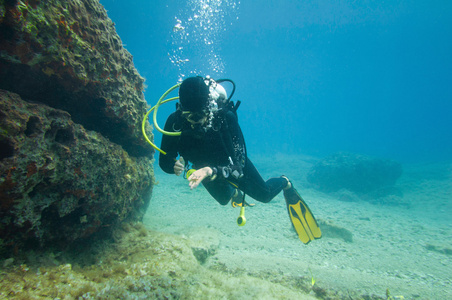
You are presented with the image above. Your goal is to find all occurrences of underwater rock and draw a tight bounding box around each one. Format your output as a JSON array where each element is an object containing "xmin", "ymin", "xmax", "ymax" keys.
[
  {"xmin": 425, "ymin": 244, "xmax": 452, "ymax": 256},
  {"xmin": 0, "ymin": 0, "xmax": 155, "ymax": 256},
  {"xmin": 0, "ymin": 90, "xmax": 153, "ymax": 254},
  {"xmin": 307, "ymin": 152, "xmax": 403, "ymax": 203},
  {"xmin": 0, "ymin": 0, "xmax": 153, "ymax": 156},
  {"xmin": 0, "ymin": 223, "xmax": 320, "ymax": 300},
  {"xmin": 179, "ymin": 227, "xmax": 220, "ymax": 265}
]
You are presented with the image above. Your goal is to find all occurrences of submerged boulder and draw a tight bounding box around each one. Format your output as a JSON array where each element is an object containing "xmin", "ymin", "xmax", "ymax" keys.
[
  {"xmin": 0, "ymin": 0, "xmax": 151, "ymax": 156},
  {"xmin": 0, "ymin": 91, "xmax": 153, "ymax": 250},
  {"xmin": 307, "ymin": 152, "xmax": 403, "ymax": 203},
  {"xmin": 0, "ymin": 0, "xmax": 155, "ymax": 256}
]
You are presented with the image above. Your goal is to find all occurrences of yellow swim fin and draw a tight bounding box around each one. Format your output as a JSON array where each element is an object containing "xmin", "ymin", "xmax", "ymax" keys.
[{"xmin": 283, "ymin": 184, "xmax": 321, "ymax": 244}]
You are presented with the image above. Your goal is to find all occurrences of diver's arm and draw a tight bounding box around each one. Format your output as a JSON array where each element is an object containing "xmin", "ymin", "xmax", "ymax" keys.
[{"xmin": 158, "ymin": 113, "xmax": 180, "ymax": 174}]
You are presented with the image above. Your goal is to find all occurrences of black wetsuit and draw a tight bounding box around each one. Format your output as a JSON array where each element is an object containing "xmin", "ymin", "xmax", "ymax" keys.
[{"xmin": 159, "ymin": 109, "xmax": 287, "ymax": 205}]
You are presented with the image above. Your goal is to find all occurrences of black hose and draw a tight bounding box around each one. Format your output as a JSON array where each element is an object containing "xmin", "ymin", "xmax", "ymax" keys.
[{"xmin": 216, "ymin": 78, "xmax": 236, "ymax": 101}]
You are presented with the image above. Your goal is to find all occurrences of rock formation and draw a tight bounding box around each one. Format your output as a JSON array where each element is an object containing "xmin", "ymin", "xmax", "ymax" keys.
[
  {"xmin": 0, "ymin": 0, "xmax": 154, "ymax": 256},
  {"xmin": 307, "ymin": 152, "xmax": 403, "ymax": 204}
]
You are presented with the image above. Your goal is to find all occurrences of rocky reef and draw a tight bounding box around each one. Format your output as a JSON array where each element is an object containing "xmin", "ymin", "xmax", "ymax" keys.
[
  {"xmin": 0, "ymin": 0, "xmax": 154, "ymax": 256},
  {"xmin": 307, "ymin": 152, "xmax": 404, "ymax": 205}
]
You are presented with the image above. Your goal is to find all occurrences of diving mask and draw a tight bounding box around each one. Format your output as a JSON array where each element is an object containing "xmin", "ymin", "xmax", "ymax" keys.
[{"xmin": 181, "ymin": 110, "xmax": 208, "ymax": 125}]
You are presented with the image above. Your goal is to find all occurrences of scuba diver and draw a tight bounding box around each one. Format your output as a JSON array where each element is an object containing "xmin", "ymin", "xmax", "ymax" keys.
[{"xmin": 154, "ymin": 76, "xmax": 321, "ymax": 244}]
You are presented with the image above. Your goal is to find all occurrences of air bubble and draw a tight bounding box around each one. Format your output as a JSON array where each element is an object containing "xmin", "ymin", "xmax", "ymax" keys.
[{"xmin": 169, "ymin": 1, "xmax": 240, "ymax": 77}]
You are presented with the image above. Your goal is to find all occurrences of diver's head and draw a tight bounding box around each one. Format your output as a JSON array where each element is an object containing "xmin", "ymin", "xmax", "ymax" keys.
[
  {"xmin": 179, "ymin": 76, "xmax": 210, "ymax": 113},
  {"xmin": 178, "ymin": 76, "xmax": 227, "ymax": 129}
]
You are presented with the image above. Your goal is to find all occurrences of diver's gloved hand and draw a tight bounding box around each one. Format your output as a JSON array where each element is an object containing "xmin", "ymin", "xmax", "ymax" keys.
[
  {"xmin": 188, "ymin": 167, "xmax": 213, "ymax": 190},
  {"xmin": 174, "ymin": 157, "xmax": 185, "ymax": 176}
]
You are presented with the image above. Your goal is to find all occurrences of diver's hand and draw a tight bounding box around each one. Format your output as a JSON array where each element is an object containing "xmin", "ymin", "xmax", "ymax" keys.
[
  {"xmin": 174, "ymin": 157, "xmax": 185, "ymax": 176},
  {"xmin": 188, "ymin": 167, "xmax": 213, "ymax": 190}
]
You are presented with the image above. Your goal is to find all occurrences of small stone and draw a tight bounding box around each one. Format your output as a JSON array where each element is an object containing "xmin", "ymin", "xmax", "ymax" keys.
[
  {"xmin": 80, "ymin": 215, "xmax": 88, "ymax": 223},
  {"xmin": 3, "ymin": 258, "xmax": 14, "ymax": 268}
]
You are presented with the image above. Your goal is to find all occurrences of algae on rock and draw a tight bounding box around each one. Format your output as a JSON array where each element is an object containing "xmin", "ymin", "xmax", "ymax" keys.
[{"xmin": 0, "ymin": 0, "xmax": 155, "ymax": 256}]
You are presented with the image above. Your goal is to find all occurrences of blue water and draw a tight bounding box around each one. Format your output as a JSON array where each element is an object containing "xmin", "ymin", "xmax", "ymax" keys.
[
  {"xmin": 100, "ymin": 0, "xmax": 452, "ymax": 163},
  {"xmin": 96, "ymin": 2, "xmax": 452, "ymax": 298}
]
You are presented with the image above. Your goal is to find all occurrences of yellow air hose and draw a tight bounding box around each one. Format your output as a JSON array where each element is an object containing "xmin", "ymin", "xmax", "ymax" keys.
[{"xmin": 141, "ymin": 83, "xmax": 181, "ymax": 155}]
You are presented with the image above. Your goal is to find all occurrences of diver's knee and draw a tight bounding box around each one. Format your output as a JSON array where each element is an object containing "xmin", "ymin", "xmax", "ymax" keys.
[
  {"xmin": 217, "ymin": 189, "xmax": 241, "ymax": 206},
  {"xmin": 259, "ymin": 197, "xmax": 273, "ymax": 203},
  {"xmin": 216, "ymin": 196, "xmax": 231, "ymax": 206}
]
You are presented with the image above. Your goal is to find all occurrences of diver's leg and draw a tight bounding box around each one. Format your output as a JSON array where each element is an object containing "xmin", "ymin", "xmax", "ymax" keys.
[
  {"xmin": 239, "ymin": 159, "xmax": 288, "ymax": 203},
  {"xmin": 202, "ymin": 178, "xmax": 237, "ymax": 206}
]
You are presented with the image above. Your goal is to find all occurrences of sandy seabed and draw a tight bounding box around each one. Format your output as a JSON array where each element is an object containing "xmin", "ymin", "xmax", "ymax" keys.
[
  {"xmin": 1, "ymin": 153, "xmax": 449, "ymax": 299},
  {"xmin": 145, "ymin": 154, "xmax": 452, "ymax": 299}
]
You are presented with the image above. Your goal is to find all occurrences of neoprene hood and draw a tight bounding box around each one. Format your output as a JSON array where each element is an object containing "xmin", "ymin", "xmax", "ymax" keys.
[{"xmin": 179, "ymin": 76, "xmax": 209, "ymax": 112}]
